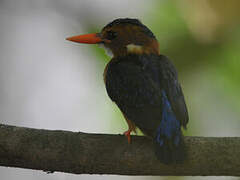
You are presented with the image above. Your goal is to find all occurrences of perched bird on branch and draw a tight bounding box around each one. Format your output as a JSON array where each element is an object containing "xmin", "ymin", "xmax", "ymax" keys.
[{"xmin": 66, "ymin": 18, "xmax": 189, "ymax": 164}]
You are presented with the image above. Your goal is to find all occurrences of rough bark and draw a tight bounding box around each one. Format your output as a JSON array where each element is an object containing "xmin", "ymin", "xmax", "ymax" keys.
[{"xmin": 0, "ymin": 124, "xmax": 239, "ymax": 176}]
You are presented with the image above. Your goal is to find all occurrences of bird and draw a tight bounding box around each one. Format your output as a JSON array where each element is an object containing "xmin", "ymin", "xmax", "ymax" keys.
[{"xmin": 66, "ymin": 18, "xmax": 189, "ymax": 164}]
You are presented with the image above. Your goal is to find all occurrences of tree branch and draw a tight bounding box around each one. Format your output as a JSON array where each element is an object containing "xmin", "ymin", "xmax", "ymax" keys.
[{"xmin": 0, "ymin": 124, "xmax": 239, "ymax": 176}]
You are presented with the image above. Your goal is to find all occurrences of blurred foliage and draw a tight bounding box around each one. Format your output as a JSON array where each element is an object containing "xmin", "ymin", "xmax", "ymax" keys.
[{"xmin": 86, "ymin": 0, "xmax": 240, "ymax": 137}]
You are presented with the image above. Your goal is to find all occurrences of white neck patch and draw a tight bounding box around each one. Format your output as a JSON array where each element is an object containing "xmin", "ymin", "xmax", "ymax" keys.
[
  {"xmin": 126, "ymin": 44, "xmax": 143, "ymax": 53},
  {"xmin": 98, "ymin": 43, "xmax": 144, "ymax": 57}
]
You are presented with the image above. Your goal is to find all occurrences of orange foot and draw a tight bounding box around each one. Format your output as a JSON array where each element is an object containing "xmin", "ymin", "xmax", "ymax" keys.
[{"xmin": 124, "ymin": 129, "xmax": 132, "ymax": 144}]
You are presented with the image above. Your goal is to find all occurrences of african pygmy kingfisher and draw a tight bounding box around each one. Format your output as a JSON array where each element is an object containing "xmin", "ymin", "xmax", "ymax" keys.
[{"xmin": 66, "ymin": 18, "xmax": 189, "ymax": 164}]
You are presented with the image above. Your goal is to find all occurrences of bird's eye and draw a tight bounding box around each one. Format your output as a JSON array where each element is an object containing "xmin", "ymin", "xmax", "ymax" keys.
[{"xmin": 106, "ymin": 31, "xmax": 117, "ymax": 40}]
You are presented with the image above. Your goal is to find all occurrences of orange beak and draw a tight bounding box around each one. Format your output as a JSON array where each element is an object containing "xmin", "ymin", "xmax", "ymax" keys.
[{"xmin": 66, "ymin": 33, "xmax": 102, "ymax": 44}]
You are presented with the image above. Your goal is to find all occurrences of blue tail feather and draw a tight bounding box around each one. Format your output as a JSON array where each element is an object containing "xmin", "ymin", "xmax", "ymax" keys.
[{"xmin": 155, "ymin": 90, "xmax": 185, "ymax": 164}]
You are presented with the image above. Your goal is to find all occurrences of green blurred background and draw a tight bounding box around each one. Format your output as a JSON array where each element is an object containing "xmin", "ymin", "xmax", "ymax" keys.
[
  {"xmin": 0, "ymin": 0, "xmax": 239, "ymax": 180},
  {"xmin": 92, "ymin": 0, "xmax": 240, "ymax": 137}
]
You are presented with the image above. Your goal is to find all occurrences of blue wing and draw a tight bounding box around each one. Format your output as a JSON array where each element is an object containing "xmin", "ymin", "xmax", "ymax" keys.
[
  {"xmin": 144, "ymin": 54, "xmax": 188, "ymax": 163},
  {"xmin": 156, "ymin": 90, "xmax": 181, "ymax": 146},
  {"xmin": 157, "ymin": 55, "xmax": 189, "ymax": 128}
]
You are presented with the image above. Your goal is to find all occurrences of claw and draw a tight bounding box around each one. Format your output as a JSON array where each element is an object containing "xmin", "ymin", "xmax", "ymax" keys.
[{"xmin": 124, "ymin": 129, "xmax": 132, "ymax": 144}]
